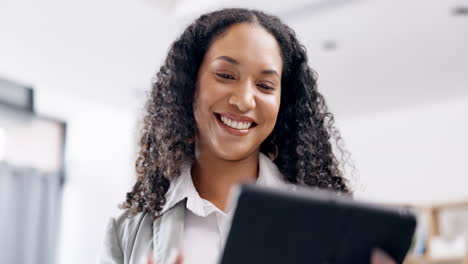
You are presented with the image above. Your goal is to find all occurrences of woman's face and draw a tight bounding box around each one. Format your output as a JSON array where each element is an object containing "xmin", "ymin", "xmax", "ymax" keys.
[{"xmin": 193, "ymin": 23, "xmax": 283, "ymax": 161}]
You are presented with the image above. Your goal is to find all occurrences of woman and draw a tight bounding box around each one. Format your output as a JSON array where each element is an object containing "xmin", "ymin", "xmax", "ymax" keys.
[{"xmin": 99, "ymin": 8, "xmax": 396, "ymax": 264}]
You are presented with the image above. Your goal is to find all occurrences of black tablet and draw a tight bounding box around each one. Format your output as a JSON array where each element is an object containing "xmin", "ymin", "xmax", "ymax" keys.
[{"xmin": 219, "ymin": 184, "xmax": 416, "ymax": 264}]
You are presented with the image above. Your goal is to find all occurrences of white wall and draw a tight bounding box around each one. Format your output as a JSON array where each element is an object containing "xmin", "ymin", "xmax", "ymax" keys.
[
  {"xmin": 339, "ymin": 96, "xmax": 468, "ymax": 204},
  {"xmin": 35, "ymin": 89, "xmax": 137, "ymax": 264}
]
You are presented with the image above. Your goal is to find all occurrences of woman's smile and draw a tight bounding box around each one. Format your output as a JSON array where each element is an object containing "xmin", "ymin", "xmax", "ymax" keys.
[{"xmin": 214, "ymin": 112, "xmax": 258, "ymax": 136}]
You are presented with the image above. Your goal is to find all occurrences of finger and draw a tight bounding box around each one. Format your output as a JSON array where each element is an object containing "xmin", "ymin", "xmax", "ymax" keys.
[
  {"xmin": 167, "ymin": 249, "xmax": 184, "ymax": 264},
  {"xmin": 371, "ymin": 248, "xmax": 397, "ymax": 264},
  {"xmin": 173, "ymin": 253, "xmax": 184, "ymax": 264},
  {"xmin": 147, "ymin": 251, "xmax": 155, "ymax": 264}
]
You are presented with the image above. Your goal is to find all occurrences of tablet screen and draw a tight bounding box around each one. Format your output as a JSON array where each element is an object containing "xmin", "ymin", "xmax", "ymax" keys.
[{"xmin": 219, "ymin": 184, "xmax": 416, "ymax": 264}]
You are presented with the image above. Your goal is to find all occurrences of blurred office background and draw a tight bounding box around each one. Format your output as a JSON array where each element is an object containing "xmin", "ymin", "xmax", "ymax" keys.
[{"xmin": 0, "ymin": 0, "xmax": 467, "ymax": 263}]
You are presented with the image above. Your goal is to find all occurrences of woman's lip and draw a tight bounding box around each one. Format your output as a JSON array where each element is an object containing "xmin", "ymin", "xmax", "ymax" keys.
[
  {"xmin": 215, "ymin": 114, "xmax": 253, "ymax": 136},
  {"xmin": 215, "ymin": 112, "xmax": 256, "ymax": 123}
]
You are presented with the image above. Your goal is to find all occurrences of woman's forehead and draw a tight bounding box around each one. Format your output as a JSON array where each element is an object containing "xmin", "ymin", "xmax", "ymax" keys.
[{"xmin": 205, "ymin": 23, "xmax": 283, "ymax": 73}]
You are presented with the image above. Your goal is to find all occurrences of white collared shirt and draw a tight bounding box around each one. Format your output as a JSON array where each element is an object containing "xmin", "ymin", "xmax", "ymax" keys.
[{"xmin": 161, "ymin": 153, "xmax": 287, "ymax": 264}]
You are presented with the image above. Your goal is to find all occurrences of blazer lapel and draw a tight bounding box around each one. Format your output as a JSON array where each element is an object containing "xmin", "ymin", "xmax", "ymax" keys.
[{"xmin": 153, "ymin": 198, "xmax": 186, "ymax": 264}]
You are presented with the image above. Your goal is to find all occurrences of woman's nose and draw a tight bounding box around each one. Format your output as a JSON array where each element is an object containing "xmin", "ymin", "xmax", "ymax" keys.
[{"xmin": 228, "ymin": 82, "xmax": 256, "ymax": 112}]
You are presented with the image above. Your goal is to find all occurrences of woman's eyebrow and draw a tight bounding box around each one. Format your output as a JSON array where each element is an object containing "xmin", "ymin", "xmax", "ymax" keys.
[
  {"xmin": 215, "ymin": 55, "xmax": 280, "ymax": 77},
  {"xmin": 215, "ymin": 56, "xmax": 239, "ymax": 65},
  {"xmin": 261, "ymin": 69, "xmax": 280, "ymax": 77}
]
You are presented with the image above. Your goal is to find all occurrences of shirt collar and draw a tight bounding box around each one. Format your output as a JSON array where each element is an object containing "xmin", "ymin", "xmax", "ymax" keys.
[
  {"xmin": 256, "ymin": 152, "xmax": 286, "ymax": 188},
  {"xmin": 161, "ymin": 152, "xmax": 287, "ymax": 216}
]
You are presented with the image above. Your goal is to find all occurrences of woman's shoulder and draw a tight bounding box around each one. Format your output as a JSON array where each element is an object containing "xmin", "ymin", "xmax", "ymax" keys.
[
  {"xmin": 112, "ymin": 209, "xmax": 149, "ymax": 232},
  {"xmin": 100, "ymin": 209, "xmax": 154, "ymax": 263},
  {"xmin": 108, "ymin": 209, "xmax": 154, "ymax": 244}
]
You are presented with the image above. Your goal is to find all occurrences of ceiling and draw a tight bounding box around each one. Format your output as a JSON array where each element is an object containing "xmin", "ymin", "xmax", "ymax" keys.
[{"xmin": 0, "ymin": 0, "xmax": 467, "ymax": 117}]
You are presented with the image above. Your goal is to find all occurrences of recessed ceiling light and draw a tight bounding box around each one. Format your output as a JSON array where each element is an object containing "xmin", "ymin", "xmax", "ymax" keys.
[
  {"xmin": 452, "ymin": 6, "xmax": 468, "ymax": 16},
  {"xmin": 323, "ymin": 40, "xmax": 337, "ymax": 51}
]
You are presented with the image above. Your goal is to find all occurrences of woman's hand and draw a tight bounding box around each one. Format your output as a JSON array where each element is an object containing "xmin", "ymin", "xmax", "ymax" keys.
[
  {"xmin": 147, "ymin": 251, "xmax": 183, "ymax": 264},
  {"xmin": 371, "ymin": 248, "xmax": 397, "ymax": 264}
]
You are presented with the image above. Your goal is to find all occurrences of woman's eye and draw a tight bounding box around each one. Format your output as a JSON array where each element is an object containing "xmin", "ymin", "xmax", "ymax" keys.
[
  {"xmin": 216, "ymin": 73, "xmax": 235, "ymax": 80},
  {"xmin": 257, "ymin": 83, "xmax": 274, "ymax": 90}
]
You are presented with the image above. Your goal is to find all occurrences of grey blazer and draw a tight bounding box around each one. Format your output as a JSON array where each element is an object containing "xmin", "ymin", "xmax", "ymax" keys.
[
  {"xmin": 98, "ymin": 199, "xmax": 187, "ymax": 264},
  {"xmin": 98, "ymin": 153, "xmax": 294, "ymax": 264}
]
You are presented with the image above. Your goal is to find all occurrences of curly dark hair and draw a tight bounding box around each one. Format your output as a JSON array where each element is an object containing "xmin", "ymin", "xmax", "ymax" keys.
[{"xmin": 120, "ymin": 8, "xmax": 351, "ymax": 217}]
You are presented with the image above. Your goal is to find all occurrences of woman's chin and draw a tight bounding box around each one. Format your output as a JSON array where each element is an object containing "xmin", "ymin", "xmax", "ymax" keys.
[{"xmin": 214, "ymin": 146, "xmax": 259, "ymax": 162}]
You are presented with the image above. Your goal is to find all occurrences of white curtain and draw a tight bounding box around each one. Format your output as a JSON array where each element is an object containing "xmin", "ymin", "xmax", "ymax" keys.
[{"xmin": 0, "ymin": 162, "xmax": 62, "ymax": 264}]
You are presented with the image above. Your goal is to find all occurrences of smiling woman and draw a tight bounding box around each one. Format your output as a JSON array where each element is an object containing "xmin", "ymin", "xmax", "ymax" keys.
[
  {"xmin": 96, "ymin": 8, "xmax": 387, "ymax": 264},
  {"xmin": 193, "ymin": 23, "xmax": 282, "ymax": 170}
]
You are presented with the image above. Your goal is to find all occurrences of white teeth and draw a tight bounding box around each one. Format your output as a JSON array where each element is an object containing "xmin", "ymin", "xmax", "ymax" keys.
[{"xmin": 219, "ymin": 115, "xmax": 252, "ymax": 130}]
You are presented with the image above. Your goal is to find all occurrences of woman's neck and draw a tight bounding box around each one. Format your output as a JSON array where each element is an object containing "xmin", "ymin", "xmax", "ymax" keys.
[{"xmin": 191, "ymin": 150, "xmax": 259, "ymax": 212}]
